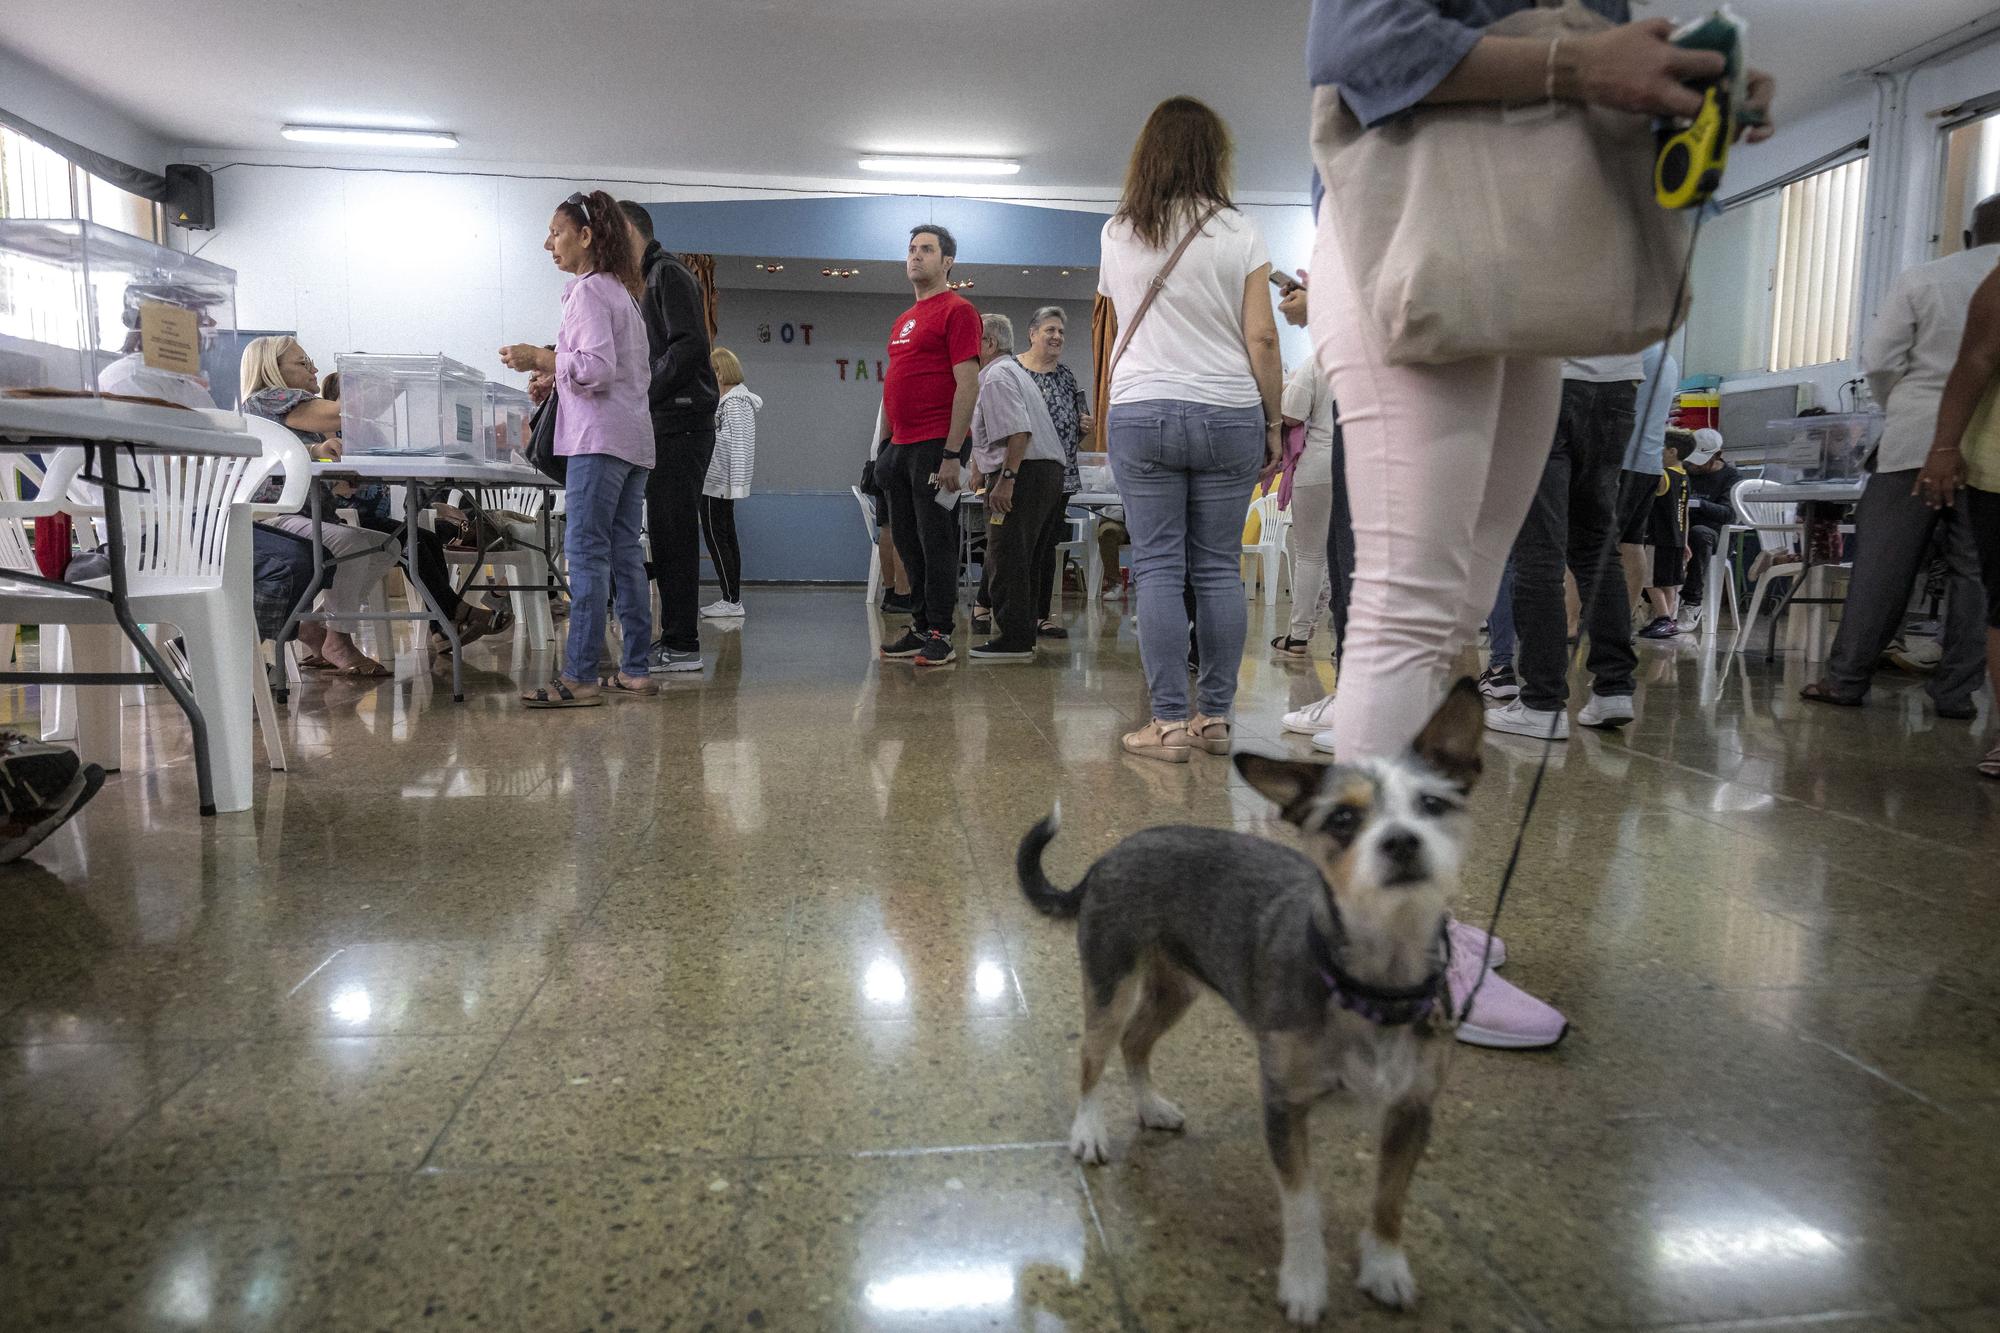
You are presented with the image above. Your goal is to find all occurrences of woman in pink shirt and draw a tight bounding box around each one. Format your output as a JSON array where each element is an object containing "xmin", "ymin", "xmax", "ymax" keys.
[{"xmin": 502, "ymin": 189, "xmax": 657, "ymax": 706}]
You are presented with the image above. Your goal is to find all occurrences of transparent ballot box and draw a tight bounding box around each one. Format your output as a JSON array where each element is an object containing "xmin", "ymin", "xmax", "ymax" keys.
[
  {"xmin": 1761, "ymin": 414, "xmax": 1880, "ymax": 484},
  {"xmin": 0, "ymin": 219, "xmax": 241, "ymax": 439},
  {"xmin": 336, "ymin": 354, "xmax": 488, "ymax": 458},
  {"xmin": 485, "ymin": 382, "xmax": 534, "ymax": 465}
]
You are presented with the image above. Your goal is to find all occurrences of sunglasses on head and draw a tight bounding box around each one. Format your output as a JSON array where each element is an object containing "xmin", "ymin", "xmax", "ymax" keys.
[{"xmin": 564, "ymin": 192, "xmax": 592, "ymax": 227}]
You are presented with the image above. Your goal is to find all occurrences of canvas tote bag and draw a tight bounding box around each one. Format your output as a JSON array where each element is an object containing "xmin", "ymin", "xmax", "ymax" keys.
[{"xmin": 1311, "ymin": 0, "xmax": 1691, "ymax": 365}]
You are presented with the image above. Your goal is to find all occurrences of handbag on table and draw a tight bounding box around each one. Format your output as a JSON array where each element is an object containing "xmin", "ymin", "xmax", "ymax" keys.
[{"xmin": 1310, "ymin": 0, "xmax": 1691, "ymax": 366}]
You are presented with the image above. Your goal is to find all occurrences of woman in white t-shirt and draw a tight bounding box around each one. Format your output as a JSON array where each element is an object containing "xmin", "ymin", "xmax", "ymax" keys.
[{"xmin": 1098, "ymin": 96, "xmax": 1283, "ymax": 763}]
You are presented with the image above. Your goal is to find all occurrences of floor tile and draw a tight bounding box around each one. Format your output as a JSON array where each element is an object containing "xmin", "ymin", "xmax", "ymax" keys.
[{"xmin": 0, "ymin": 1041, "xmax": 212, "ymax": 1183}]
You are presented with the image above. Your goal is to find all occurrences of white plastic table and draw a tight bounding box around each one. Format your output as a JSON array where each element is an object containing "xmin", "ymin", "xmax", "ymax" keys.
[
  {"xmin": 0, "ymin": 397, "xmax": 260, "ymax": 816},
  {"xmin": 1747, "ymin": 478, "xmax": 1866, "ymax": 661},
  {"xmin": 287, "ymin": 456, "xmax": 561, "ymax": 702}
]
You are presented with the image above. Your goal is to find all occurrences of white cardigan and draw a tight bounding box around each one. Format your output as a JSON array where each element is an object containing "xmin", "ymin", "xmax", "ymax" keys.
[{"xmin": 704, "ymin": 384, "xmax": 761, "ymax": 499}]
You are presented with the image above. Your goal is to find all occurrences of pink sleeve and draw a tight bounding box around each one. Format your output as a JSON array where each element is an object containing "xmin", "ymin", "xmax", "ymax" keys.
[{"xmin": 556, "ymin": 279, "xmax": 618, "ymax": 397}]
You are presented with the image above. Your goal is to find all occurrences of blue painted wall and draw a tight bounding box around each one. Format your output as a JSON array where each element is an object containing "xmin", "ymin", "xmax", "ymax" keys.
[{"xmin": 640, "ymin": 195, "xmax": 1104, "ymax": 268}]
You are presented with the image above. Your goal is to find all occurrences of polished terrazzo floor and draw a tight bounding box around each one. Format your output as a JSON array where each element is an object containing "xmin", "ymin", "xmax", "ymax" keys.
[{"xmin": 1, "ymin": 585, "xmax": 1996, "ymax": 1332}]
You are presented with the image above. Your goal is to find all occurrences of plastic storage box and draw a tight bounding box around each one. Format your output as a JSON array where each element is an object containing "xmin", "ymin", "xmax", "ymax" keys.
[
  {"xmin": 1762, "ymin": 413, "xmax": 1880, "ymax": 484},
  {"xmin": 336, "ymin": 354, "xmax": 488, "ymax": 458},
  {"xmin": 485, "ymin": 382, "xmax": 534, "ymax": 466},
  {"xmin": 0, "ymin": 219, "xmax": 241, "ymax": 434}
]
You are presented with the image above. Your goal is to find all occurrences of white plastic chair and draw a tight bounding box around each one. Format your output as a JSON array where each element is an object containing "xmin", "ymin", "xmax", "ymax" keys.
[
  {"xmin": 1050, "ymin": 510, "xmax": 1087, "ymax": 608},
  {"xmin": 1242, "ymin": 492, "xmax": 1285, "ymax": 605},
  {"xmin": 0, "ymin": 435, "xmax": 265, "ymax": 813},
  {"xmin": 1724, "ymin": 476, "xmax": 1851, "ymax": 659},
  {"xmin": 446, "ymin": 484, "xmax": 558, "ymax": 647},
  {"xmin": 853, "ymin": 484, "xmax": 883, "ymax": 606}
]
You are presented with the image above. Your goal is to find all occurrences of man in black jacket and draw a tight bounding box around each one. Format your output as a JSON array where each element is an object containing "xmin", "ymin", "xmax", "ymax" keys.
[
  {"xmin": 1678, "ymin": 428, "xmax": 1743, "ymax": 628},
  {"xmin": 620, "ymin": 201, "xmax": 719, "ymax": 673}
]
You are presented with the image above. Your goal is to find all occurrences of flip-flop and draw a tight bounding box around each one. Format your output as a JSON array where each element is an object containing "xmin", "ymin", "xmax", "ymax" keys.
[
  {"xmin": 295, "ymin": 653, "xmax": 334, "ymax": 671},
  {"xmin": 521, "ymin": 678, "xmax": 602, "ymax": 709},
  {"xmin": 323, "ymin": 656, "xmax": 391, "ymax": 678},
  {"xmin": 1799, "ymin": 682, "xmax": 1863, "ymax": 708},
  {"xmin": 598, "ymin": 673, "xmax": 660, "ymax": 698},
  {"xmin": 1979, "ymin": 743, "xmax": 2000, "ymax": 780}
]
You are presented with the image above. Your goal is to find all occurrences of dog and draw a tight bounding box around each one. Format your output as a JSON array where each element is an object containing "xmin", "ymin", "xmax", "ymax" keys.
[{"xmin": 1015, "ymin": 679, "xmax": 1486, "ymax": 1325}]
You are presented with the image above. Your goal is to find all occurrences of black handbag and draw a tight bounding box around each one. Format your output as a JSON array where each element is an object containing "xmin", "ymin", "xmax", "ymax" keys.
[{"xmin": 528, "ymin": 387, "xmax": 565, "ymax": 484}]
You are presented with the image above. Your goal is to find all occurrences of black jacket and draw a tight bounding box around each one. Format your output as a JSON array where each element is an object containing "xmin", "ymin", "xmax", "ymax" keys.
[
  {"xmin": 1687, "ymin": 460, "xmax": 1741, "ymax": 528},
  {"xmin": 637, "ymin": 240, "xmax": 719, "ymax": 433}
]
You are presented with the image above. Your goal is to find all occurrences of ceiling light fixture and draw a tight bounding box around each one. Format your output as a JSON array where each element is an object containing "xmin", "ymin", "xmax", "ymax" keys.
[
  {"xmin": 821, "ymin": 267, "xmax": 860, "ymax": 279},
  {"xmin": 858, "ymin": 155, "xmax": 1020, "ymax": 177},
  {"xmin": 946, "ymin": 279, "xmax": 976, "ymax": 291},
  {"xmin": 755, "ymin": 262, "xmax": 786, "ymax": 273},
  {"xmin": 282, "ymin": 125, "xmax": 459, "ymax": 149}
]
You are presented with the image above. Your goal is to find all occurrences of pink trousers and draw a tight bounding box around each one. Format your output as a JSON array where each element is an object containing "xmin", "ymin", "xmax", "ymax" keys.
[{"xmin": 1308, "ymin": 207, "xmax": 1563, "ymax": 760}]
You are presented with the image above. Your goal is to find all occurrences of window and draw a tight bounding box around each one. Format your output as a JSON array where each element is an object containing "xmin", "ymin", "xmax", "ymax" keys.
[
  {"xmin": 83, "ymin": 171, "xmax": 160, "ymax": 242},
  {"xmin": 1937, "ymin": 108, "xmax": 2000, "ymax": 257},
  {"xmin": 1769, "ymin": 156, "xmax": 1868, "ymax": 373},
  {"xmin": 0, "ymin": 126, "xmax": 161, "ymax": 241}
]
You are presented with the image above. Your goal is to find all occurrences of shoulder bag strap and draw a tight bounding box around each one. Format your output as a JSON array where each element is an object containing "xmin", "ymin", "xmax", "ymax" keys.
[{"xmin": 1103, "ymin": 202, "xmax": 1226, "ymax": 394}]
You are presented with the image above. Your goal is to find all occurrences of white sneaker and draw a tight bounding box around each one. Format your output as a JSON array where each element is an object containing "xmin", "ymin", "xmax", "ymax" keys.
[
  {"xmin": 1283, "ymin": 692, "xmax": 1338, "ymax": 735},
  {"xmin": 1484, "ymin": 699, "xmax": 1569, "ymax": 741},
  {"xmin": 700, "ymin": 600, "xmax": 745, "ymax": 619},
  {"xmin": 1310, "ymin": 726, "xmax": 1337, "ymax": 755},
  {"xmin": 1576, "ymin": 692, "xmax": 1635, "ymax": 729}
]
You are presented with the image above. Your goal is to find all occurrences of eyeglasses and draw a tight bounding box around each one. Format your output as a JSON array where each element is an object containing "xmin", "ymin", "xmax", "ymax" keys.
[{"xmin": 564, "ymin": 192, "xmax": 592, "ymax": 227}]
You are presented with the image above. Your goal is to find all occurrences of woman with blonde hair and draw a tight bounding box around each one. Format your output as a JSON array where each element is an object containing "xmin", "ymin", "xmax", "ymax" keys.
[
  {"xmin": 699, "ymin": 346, "xmax": 760, "ymax": 619},
  {"xmin": 1098, "ymin": 95, "xmax": 1283, "ymax": 762}
]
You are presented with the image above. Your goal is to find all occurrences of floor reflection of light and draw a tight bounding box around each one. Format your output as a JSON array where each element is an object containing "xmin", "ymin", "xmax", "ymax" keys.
[
  {"xmin": 863, "ymin": 957, "xmax": 908, "ymax": 1007},
  {"xmin": 328, "ymin": 986, "xmax": 373, "ymax": 1025},
  {"xmin": 151, "ymin": 1246, "xmax": 213, "ymax": 1325},
  {"xmin": 865, "ymin": 1263, "xmax": 1015, "ymax": 1313},
  {"xmin": 1656, "ymin": 1221, "xmax": 1837, "ymax": 1268},
  {"xmin": 973, "ymin": 961, "xmax": 1007, "ymax": 1002}
]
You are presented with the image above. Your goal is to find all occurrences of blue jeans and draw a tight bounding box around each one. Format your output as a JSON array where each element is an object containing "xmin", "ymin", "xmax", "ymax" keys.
[
  {"xmin": 1109, "ymin": 399, "xmax": 1265, "ymax": 721},
  {"xmin": 1488, "ymin": 559, "xmax": 1516, "ymax": 670},
  {"xmin": 563, "ymin": 452, "xmax": 653, "ymax": 682}
]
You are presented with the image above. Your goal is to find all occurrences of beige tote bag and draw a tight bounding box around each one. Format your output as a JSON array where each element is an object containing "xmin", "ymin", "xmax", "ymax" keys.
[{"xmin": 1311, "ymin": 0, "xmax": 1691, "ymax": 366}]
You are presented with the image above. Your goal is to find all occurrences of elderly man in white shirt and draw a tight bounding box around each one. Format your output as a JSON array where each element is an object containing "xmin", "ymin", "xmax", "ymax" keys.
[{"xmin": 1802, "ymin": 194, "xmax": 2000, "ymax": 717}]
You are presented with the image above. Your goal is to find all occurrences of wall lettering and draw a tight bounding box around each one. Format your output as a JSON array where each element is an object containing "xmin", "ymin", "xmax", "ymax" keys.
[{"xmin": 780, "ymin": 323, "xmax": 795, "ymax": 344}]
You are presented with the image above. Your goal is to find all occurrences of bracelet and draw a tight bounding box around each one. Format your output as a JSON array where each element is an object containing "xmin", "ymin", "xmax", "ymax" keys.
[{"xmin": 1545, "ymin": 36, "xmax": 1563, "ymax": 103}]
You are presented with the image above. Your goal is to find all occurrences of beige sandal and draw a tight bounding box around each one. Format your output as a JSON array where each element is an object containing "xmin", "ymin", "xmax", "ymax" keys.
[
  {"xmin": 1122, "ymin": 719, "xmax": 1192, "ymax": 764},
  {"xmin": 1187, "ymin": 713, "xmax": 1232, "ymax": 755}
]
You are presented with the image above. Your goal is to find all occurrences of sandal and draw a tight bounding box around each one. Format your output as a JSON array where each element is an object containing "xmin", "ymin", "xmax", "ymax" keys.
[
  {"xmin": 1799, "ymin": 681, "xmax": 1864, "ymax": 708},
  {"xmin": 295, "ymin": 653, "xmax": 334, "ymax": 671},
  {"xmin": 1122, "ymin": 719, "xmax": 1192, "ymax": 764},
  {"xmin": 599, "ymin": 672, "xmax": 659, "ymax": 698},
  {"xmin": 1979, "ymin": 742, "xmax": 2000, "ymax": 781},
  {"xmin": 324, "ymin": 658, "xmax": 392, "ymax": 678},
  {"xmin": 521, "ymin": 678, "xmax": 602, "ymax": 709},
  {"xmin": 1270, "ymin": 635, "xmax": 1310, "ymax": 658},
  {"xmin": 1038, "ymin": 620, "xmax": 1069, "ymax": 640},
  {"xmin": 971, "ymin": 609, "xmax": 993, "ymax": 635},
  {"xmin": 1187, "ymin": 713, "xmax": 1232, "ymax": 755}
]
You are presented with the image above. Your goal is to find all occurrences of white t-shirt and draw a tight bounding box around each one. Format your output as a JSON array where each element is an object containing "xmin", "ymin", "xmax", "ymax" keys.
[
  {"xmin": 1280, "ymin": 357, "xmax": 1336, "ymax": 487},
  {"xmin": 96, "ymin": 352, "xmax": 216, "ymax": 410},
  {"xmin": 1562, "ymin": 352, "xmax": 1645, "ymax": 383},
  {"xmin": 1098, "ymin": 206, "xmax": 1269, "ymax": 409}
]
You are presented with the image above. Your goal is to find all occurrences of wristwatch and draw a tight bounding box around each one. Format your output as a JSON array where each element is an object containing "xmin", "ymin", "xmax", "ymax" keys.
[{"xmin": 999, "ymin": 467, "xmax": 1019, "ymax": 480}]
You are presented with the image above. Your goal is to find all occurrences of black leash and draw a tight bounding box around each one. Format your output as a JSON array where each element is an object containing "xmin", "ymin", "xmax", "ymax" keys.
[{"xmin": 1456, "ymin": 207, "xmax": 1710, "ymax": 1023}]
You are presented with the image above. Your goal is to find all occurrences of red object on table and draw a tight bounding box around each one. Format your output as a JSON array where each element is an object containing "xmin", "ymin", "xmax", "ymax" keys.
[{"xmin": 33, "ymin": 514, "xmax": 72, "ymax": 581}]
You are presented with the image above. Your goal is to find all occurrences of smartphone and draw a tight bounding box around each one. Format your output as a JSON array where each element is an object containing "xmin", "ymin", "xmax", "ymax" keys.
[{"xmin": 1270, "ymin": 272, "xmax": 1303, "ymax": 295}]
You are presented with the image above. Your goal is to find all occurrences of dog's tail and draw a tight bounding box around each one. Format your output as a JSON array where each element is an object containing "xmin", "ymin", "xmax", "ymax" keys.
[{"xmin": 1016, "ymin": 801, "xmax": 1086, "ymax": 919}]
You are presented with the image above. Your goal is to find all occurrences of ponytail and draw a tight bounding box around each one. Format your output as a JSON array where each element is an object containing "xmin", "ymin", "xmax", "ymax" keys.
[{"xmin": 557, "ymin": 189, "xmax": 643, "ymax": 297}]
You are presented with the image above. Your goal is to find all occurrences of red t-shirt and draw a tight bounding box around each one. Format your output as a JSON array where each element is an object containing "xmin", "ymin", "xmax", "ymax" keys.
[{"xmin": 884, "ymin": 290, "xmax": 980, "ymax": 445}]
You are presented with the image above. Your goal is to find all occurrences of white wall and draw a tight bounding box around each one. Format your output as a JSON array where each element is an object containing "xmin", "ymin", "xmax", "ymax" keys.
[{"xmin": 0, "ymin": 46, "xmax": 172, "ymax": 173}]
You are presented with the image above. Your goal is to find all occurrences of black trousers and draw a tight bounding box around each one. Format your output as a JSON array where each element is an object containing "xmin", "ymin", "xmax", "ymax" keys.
[
  {"xmin": 699, "ymin": 495, "xmax": 742, "ymax": 604},
  {"xmin": 353, "ymin": 511, "xmax": 461, "ymax": 620},
  {"xmin": 878, "ymin": 439, "xmax": 962, "ymax": 637},
  {"xmin": 1031, "ymin": 490, "xmax": 1076, "ymax": 624},
  {"xmin": 1684, "ymin": 521, "xmax": 1722, "ymax": 603},
  {"xmin": 646, "ymin": 426, "xmax": 716, "ymax": 652},
  {"xmin": 986, "ymin": 461, "xmax": 1067, "ymax": 648},
  {"xmin": 1322, "ymin": 425, "xmax": 1356, "ymax": 664},
  {"xmin": 1510, "ymin": 379, "xmax": 1638, "ymax": 711}
]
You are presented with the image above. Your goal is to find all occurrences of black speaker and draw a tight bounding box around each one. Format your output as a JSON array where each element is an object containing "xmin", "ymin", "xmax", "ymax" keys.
[{"xmin": 163, "ymin": 164, "xmax": 215, "ymax": 231}]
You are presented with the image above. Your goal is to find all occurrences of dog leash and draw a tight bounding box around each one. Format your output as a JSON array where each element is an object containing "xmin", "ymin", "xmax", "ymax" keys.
[{"xmin": 1456, "ymin": 207, "xmax": 1710, "ymax": 1024}]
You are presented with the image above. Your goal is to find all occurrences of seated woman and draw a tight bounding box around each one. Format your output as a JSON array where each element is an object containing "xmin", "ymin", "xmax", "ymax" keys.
[{"xmin": 240, "ymin": 338, "xmax": 509, "ymax": 667}]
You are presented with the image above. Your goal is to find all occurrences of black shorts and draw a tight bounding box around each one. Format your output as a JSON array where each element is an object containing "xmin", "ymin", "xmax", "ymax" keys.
[
  {"xmin": 1647, "ymin": 472, "xmax": 1688, "ymax": 587},
  {"xmin": 1968, "ymin": 487, "xmax": 2000, "ymax": 629}
]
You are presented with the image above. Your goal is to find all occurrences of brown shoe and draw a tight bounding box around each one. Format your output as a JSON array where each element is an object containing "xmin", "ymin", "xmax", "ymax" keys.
[
  {"xmin": 1122, "ymin": 719, "xmax": 1192, "ymax": 764},
  {"xmin": 1187, "ymin": 713, "xmax": 1232, "ymax": 755}
]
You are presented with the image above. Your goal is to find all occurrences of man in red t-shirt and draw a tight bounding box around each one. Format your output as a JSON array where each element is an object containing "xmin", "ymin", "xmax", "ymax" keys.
[{"xmin": 877, "ymin": 224, "xmax": 982, "ymax": 666}]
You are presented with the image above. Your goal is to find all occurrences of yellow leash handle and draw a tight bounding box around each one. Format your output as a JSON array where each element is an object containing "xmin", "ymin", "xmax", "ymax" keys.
[{"xmin": 1656, "ymin": 84, "xmax": 1734, "ymax": 211}]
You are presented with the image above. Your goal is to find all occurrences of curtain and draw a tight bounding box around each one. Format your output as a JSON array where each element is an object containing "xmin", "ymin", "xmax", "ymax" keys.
[
  {"xmin": 676, "ymin": 252, "xmax": 720, "ymax": 340},
  {"xmin": 1090, "ymin": 293, "xmax": 1115, "ymax": 454}
]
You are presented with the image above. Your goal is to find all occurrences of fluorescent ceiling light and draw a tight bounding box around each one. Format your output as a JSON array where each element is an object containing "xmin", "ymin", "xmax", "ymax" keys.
[
  {"xmin": 858, "ymin": 155, "xmax": 1019, "ymax": 177},
  {"xmin": 283, "ymin": 125, "xmax": 459, "ymax": 149}
]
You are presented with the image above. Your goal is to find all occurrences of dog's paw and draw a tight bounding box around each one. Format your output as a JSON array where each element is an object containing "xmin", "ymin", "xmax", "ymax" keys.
[
  {"xmin": 1068, "ymin": 1107, "xmax": 1113, "ymax": 1165},
  {"xmin": 1355, "ymin": 1227, "xmax": 1417, "ymax": 1310},
  {"xmin": 1277, "ymin": 1247, "xmax": 1329, "ymax": 1325},
  {"xmin": 1135, "ymin": 1090, "xmax": 1186, "ymax": 1132}
]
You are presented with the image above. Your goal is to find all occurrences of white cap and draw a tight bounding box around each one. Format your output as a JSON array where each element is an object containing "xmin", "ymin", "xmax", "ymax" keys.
[{"xmin": 1685, "ymin": 428, "xmax": 1723, "ymax": 466}]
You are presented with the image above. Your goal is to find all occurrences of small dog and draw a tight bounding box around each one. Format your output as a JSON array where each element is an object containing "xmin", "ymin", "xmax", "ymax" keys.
[{"xmin": 1016, "ymin": 680, "xmax": 1486, "ymax": 1325}]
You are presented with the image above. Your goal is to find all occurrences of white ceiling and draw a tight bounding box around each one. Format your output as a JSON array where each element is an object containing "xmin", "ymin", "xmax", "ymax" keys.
[{"xmin": 6, "ymin": 1, "xmax": 1999, "ymax": 197}]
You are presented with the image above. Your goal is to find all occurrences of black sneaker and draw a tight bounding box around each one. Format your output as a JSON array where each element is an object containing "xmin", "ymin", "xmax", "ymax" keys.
[
  {"xmin": 914, "ymin": 632, "xmax": 956, "ymax": 667},
  {"xmin": 1477, "ymin": 663, "xmax": 1519, "ymax": 700},
  {"xmin": 1638, "ymin": 615, "xmax": 1681, "ymax": 640},
  {"xmin": 880, "ymin": 629, "xmax": 925, "ymax": 659},
  {"xmin": 969, "ymin": 638, "xmax": 1035, "ymax": 662},
  {"xmin": 880, "ymin": 590, "xmax": 916, "ymax": 614},
  {"xmin": 0, "ymin": 733, "xmax": 105, "ymax": 863},
  {"xmin": 1038, "ymin": 620, "xmax": 1069, "ymax": 640}
]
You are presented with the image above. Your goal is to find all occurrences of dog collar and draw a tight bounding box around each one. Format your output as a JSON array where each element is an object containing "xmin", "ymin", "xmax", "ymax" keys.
[{"xmin": 1308, "ymin": 919, "xmax": 1446, "ymax": 1027}]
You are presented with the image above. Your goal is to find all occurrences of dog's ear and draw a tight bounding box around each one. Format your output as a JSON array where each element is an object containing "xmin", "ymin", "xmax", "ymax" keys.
[
  {"xmin": 1233, "ymin": 752, "xmax": 1328, "ymax": 824},
  {"xmin": 1411, "ymin": 677, "xmax": 1485, "ymax": 789}
]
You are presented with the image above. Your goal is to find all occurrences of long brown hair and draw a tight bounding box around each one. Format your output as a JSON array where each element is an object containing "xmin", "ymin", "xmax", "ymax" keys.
[
  {"xmin": 1113, "ymin": 96, "xmax": 1234, "ymax": 249},
  {"xmin": 557, "ymin": 189, "xmax": 642, "ymax": 297}
]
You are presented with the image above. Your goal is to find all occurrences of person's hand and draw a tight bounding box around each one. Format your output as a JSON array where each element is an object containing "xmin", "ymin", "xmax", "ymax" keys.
[
  {"xmin": 935, "ymin": 457, "xmax": 961, "ymax": 495},
  {"xmin": 1740, "ymin": 67, "xmax": 1777, "ymax": 143},
  {"xmin": 500, "ymin": 344, "xmax": 550, "ymax": 374},
  {"xmin": 527, "ymin": 370, "xmax": 554, "ymax": 404},
  {"xmin": 1078, "ymin": 412, "xmax": 1096, "ymax": 437},
  {"xmin": 1567, "ymin": 20, "xmax": 1728, "ymax": 120},
  {"xmin": 988, "ymin": 475, "xmax": 1015, "ymax": 516},
  {"xmin": 1913, "ymin": 449, "xmax": 1965, "ymax": 509},
  {"xmin": 1278, "ymin": 285, "xmax": 1309, "ymax": 329},
  {"xmin": 315, "ymin": 436, "xmax": 344, "ymax": 463},
  {"xmin": 1263, "ymin": 422, "xmax": 1283, "ymax": 471}
]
